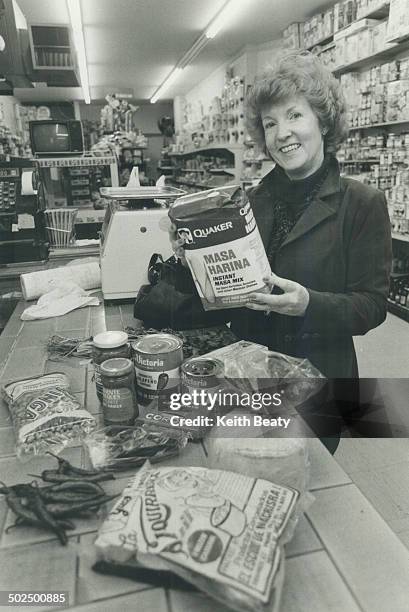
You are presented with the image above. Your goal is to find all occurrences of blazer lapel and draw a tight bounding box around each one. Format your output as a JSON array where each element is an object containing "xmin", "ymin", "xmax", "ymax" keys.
[
  {"xmin": 252, "ymin": 189, "xmax": 276, "ymax": 247},
  {"xmin": 280, "ymin": 159, "xmax": 342, "ymax": 248}
]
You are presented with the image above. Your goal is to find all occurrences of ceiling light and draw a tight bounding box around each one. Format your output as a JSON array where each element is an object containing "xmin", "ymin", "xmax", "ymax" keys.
[
  {"xmin": 150, "ymin": 0, "xmax": 251, "ymax": 102},
  {"xmin": 66, "ymin": 0, "xmax": 91, "ymax": 104},
  {"xmin": 150, "ymin": 67, "xmax": 183, "ymax": 104},
  {"xmin": 12, "ymin": 1, "xmax": 28, "ymax": 30},
  {"xmin": 205, "ymin": 0, "xmax": 250, "ymax": 39}
]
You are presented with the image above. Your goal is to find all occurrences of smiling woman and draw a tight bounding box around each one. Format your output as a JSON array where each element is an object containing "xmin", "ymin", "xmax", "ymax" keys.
[
  {"xmin": 168, "ymin": 50, "xmax": 393, "ymax": 446},
  {"xmin": 230, "ymin": 50, "xmax": 392, "ymax": 444}
]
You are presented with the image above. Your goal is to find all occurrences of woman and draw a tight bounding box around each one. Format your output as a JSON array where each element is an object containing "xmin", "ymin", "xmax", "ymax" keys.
[{"xmin": 171, "ymin": 51, "xmax": 392, "ymax": 443}]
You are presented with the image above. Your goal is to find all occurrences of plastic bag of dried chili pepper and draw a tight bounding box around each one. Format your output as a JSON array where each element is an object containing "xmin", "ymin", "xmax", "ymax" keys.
[
  {"xmin": 83, "ymin": 425, "xmax": 189, "ymax": 471},
  {"xmin": 2, "ymin": 372, "xmax": 96, "ymax": 460}
]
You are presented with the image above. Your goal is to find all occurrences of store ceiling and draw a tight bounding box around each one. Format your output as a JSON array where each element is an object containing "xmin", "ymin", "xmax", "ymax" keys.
[{"xmin": 15, "ymin": 0, "xmax": 332, "ymax": 104}]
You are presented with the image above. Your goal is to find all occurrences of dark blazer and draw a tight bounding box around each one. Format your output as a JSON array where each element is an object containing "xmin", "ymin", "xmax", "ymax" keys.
[{"xmin": 229, "ymin": 158, "xmax": 392, "ymax": 378}]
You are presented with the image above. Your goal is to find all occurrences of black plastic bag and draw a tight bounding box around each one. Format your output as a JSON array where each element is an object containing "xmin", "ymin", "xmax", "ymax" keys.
[{"xmin": 133, "ymin": 254, "xmax": 228, "ymax": 330}]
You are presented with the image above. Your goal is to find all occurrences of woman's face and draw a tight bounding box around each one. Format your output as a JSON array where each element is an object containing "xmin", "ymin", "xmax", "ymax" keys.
[{"xmin": 261, "ymin": 95, "xmax": 325, "ymax": 180}]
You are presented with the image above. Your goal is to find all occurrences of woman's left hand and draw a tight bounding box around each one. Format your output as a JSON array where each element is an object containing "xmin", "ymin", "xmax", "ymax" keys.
[{"xmin": 245, "ymin": 273, "xmax": 310, "ymax": 317}]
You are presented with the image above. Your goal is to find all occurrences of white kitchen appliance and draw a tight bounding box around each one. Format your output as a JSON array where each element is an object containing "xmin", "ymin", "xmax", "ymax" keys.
[{"xmin": 99, "ymin": 186, "xmax": 185, "ymax": 300}]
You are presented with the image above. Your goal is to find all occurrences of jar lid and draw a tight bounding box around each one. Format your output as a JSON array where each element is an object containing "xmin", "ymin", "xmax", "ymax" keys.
[
  {"xmin": 100, "ymin": 357, "xmax": 133, "ymax": 377},
  {"xmin": 93, "ymin": 331, "xmax": 128, "ymax": 349}
]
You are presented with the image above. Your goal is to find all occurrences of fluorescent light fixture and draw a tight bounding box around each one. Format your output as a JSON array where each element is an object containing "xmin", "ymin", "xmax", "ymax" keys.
[
  {"xmin": 150, "ymin": 67, "xmax": 183, "ymax": 104},
  {"xmin": 205, "ymin": 0, "xmax": 250, "ymax": 39},
  {"xmin": 12, "ymin": 0, "xmax": 28, "ymax": 30},
  {"xmin": 150, "ymin": 0, "xmax": 251, "ymax": 102},
  {"xmin": 66, "ymin": 0, "xmax": 91, "ymax": 104}
]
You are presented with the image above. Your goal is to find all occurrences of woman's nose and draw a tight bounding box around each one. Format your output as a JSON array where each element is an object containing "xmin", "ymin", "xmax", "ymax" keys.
[{"xmin": 276, "ymin": 121, "xmax": 291, "ymax": 140}]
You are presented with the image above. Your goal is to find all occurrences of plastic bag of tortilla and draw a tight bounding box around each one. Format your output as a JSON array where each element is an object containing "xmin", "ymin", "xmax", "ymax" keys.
[
  {"xmin": 204, "ymin": 340, "xmax": 326, "ymax": 407},
  {"xmin": 95, "ymin": 462, "xmax": 300, "ymax": 612}
]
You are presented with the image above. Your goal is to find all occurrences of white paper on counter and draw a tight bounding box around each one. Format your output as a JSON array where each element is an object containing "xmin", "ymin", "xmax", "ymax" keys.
[
  {"xmin": 20, "ymin": 260, "xmax": 101, "ymax": 301},
  {"xmin": 21, "ymin": 281, "xmax": 100, "ymax": 320}
]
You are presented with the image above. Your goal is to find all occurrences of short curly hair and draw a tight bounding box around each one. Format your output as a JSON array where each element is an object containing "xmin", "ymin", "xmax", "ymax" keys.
[{"xmin": 245, "ymin": 50, "xmax": 348, "ymax": 155}]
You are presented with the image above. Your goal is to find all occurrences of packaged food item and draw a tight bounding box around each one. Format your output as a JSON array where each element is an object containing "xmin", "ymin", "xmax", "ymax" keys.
[
  {"xmin": 84, "ymin": 424, "xmax": 189, "ymax": 471},
  {"xmin": 2, "ymin": 373, "xmax": 96, "ymax": 460},
  {"xmin": 95, "ymin": 463, "xmax": 300, "ymax": 612},
  {"xmin": 206, "ymin": 434, "xmax": 310, "ymax": 496},
  {"xmin": 204, "ymin": 341, "xmax": 326, "ymax": 406},
  {"xmin": 92, "ymin": 331, "xmax": 131, "ymax": 402},
  {"xmin": 132, "ymin": 333, "xmax": 183, "ymax": 409},
  {"xmin": 100, "ymin": 358, "xmax": 138, "ymax": 426},
  {"xmin": 169, "ymin": 185, "xmax": 271, "ymax": 311}
]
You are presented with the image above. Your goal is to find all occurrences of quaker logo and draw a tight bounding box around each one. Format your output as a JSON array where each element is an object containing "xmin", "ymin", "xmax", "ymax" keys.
[{"xmin": 177, "ymin": 227, "xmax": 194, "ymax": 244}]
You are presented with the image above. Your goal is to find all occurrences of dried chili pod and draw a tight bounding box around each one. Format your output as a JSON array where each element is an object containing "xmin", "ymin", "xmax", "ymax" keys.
[
  {"xmin": 42, "ymin": 480, "xmax": 105, "ymax": 496},
  {"xmin": 45, "ymin": 494, "xmax": 118, "ymax": 518},
  {"xmin": 31, "ymin": 492, "xmax": 68, "ymax": 545},
  {"xmin": 30, "ymin": 470, "xmax": 114, "ymax": 484},
  {"xmin": 46, "ymin": 451, "xmax": 112, "ymax": 478}
]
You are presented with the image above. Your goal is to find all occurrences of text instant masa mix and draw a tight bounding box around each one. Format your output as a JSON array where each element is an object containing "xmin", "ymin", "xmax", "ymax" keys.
[{"xmin": 169, "ymin": 186, "xmax": 271, "ymax": 310}]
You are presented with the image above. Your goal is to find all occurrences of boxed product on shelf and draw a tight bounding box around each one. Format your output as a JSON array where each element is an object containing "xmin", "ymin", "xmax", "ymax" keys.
[
  {"xmin": 333, "ymin": 0, "xmax": 357, "ymax": 33},
  {"xmin": 282, "ymin": 22, "xmax": 303, "ymax": 49},
  {"xmin": 371, "ymin": 19, "xmax": 395, "ymax": 53},
  {"xmin": 387, "ymin": 0, "xmax": 409, "ymax": 43},
  {"xmin": 385, "ymin": 79, "xmax": 409, "ymax": 121}
]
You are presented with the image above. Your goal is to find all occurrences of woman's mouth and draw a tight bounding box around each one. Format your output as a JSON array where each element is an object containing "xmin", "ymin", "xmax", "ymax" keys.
[{"xmin": 279, "ymin": 144, "xmax": 301, "ymax": 153}]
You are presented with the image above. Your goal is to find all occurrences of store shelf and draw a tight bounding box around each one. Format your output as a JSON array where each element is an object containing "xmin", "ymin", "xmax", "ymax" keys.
[
  {"xmin": 157, "ymin": 166, "xmax": 175, "ymax": 171},
  {"xmin": 339, "ymin": 159, "xmax": 380, "ymax": 163},
  {"xmin": 168, "ymin": 144, "xmax": 242, "ymax": 156},
  {"xmin": 305, "ymin": 2, "xmax": 390, "ymax": 51},
  {"xmin": 243, "ymin": 158, "xmax": 271, "ymax": 164},
  {"xmin": 333, "ymin": 39, "xmax": 409, "ymax": 75},
  {"xmin": 34, "ymin": 156, "xmax": 116, "ymax": 168},
  {"xmin": 392, "ymin": 232, "xmax": 409, "ymax": 242},
  {"xmin": 349, "ymin": 119, "xmax": 409, "ymax": 131},
  {"xmin": 306, "ymin": 34, "xmax": 333, "ymax": 51},
  {"xmin": 388, "ymin": 299, "xmax": 409, "ymax": 321},
  {"xmin": 209, "ymin": 167, "xmax": 235, "ymax": 174}
]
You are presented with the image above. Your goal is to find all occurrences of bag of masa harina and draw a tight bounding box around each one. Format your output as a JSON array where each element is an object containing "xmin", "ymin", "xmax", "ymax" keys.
[{"xmin": 169, "ymin": 186, "xmax": 271, "ymax": 310}]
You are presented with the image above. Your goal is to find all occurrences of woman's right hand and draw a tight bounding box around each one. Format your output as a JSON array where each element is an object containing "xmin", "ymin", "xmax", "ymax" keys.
[{"xmin": 169, "ymin": 222, "xmax": 188, "ymax": 266}]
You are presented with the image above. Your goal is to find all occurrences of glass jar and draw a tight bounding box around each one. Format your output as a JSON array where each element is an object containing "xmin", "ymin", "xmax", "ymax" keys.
[
  {"xmin": 100, "ymin": 357, "xmax": 138, "ymax": 426},
  {"xmin": 92, "ymin": 331, "xmax": 130, "ymax": 402}
]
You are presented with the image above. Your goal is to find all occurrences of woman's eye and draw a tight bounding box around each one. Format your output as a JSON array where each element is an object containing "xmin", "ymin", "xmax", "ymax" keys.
[
  {"xmin": 263, "ymin": 121, "xmax": 275, "ymax": 129},
  {"xmin": 290, "ymin": 112, "xmax": 302, "ymax": 119}
]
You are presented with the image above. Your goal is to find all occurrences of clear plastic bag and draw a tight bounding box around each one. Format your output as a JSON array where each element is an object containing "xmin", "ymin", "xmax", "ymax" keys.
[
  {"xmin": 84, "ymin": 423, "xmax": 189, "ymax": 471},
  {"xmin": 2, "ymin": 372, "xmax": 96, "ymax": 460},
  {"xmin": 205, "ymin": 340, "xmax": 326, "ymax": 407}
]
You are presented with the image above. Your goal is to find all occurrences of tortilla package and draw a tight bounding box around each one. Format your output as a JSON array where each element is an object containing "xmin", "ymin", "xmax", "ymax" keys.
[
  {"xmin": 3, "ymin": 372, "xmax": 96, "ymax": 459},
  {"xmin": 169, "ymin": 186, "xmax": 271, "ymax": 310},
  {"xmin": 95, "ymin": 462, "xmax": 300, "ymax": 612}
]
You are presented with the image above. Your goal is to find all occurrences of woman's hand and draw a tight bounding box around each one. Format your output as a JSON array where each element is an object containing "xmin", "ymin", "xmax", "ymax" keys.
[
  {"xmin": 168, "ymin": 222, "xmax": 188, "ymax": 267},
  {"xmin": 245, "ymin": 273, "xmax": 310, "ymax": 317}
]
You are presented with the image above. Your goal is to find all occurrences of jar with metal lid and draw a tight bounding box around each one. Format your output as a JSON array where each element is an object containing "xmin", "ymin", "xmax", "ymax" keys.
[
  {"xmin": 100, "ymin": 357, "xmax": 138, "ymax": 426},
  {"xmin": 92, "ymin": 331, "xmax": 131, "ymax": 403}
]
